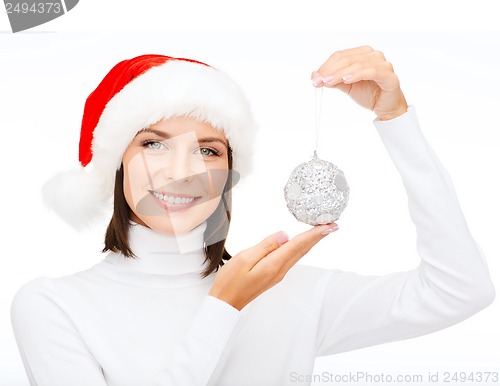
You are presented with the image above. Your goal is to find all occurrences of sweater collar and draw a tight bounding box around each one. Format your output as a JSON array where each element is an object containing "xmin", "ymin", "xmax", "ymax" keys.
[{"xmin": 104, "ymin": 221, "xmax": 208, "ymax": 277}]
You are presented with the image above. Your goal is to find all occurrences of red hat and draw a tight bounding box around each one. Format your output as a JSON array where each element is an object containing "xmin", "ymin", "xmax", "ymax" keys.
[{"xmin": 43, "ymin": 54, "xmax": 256, "ymax": 229}]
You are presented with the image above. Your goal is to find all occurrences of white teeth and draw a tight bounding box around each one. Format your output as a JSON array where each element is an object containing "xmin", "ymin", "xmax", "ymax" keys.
[{"xmin": 152, "ymin": 192, "xmax": 195, "ymax": 204}]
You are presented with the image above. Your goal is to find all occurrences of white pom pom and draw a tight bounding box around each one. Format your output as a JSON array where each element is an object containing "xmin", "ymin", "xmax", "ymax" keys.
[{"xmin": 42, "ymin": 169, "xmax": 113, "ymax": 230}]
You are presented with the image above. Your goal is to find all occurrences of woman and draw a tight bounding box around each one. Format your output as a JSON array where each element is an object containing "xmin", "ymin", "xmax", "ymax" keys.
[{"xmin": 11, "ymin": 46, "xmax": 495, "ymax": 385}]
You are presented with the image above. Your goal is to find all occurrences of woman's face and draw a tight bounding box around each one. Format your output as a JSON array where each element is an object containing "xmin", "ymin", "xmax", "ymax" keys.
[{"xmin": 122, "ymin": 116, "xmax": 230, "ymax": 235}]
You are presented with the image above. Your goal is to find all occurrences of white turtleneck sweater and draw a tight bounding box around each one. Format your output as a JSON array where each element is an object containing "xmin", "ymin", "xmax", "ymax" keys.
[{"xmin": 11, "ymin": 107, "xmax": 495, "ymax": 386}]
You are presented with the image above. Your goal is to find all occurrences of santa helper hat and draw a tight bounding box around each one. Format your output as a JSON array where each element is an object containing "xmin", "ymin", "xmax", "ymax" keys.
[{"xmin": 43, "ymin": 54, "xmax": 256, "ymax": 229}]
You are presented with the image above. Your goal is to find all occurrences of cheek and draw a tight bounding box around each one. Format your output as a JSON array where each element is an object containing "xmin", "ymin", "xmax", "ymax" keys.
[
  {"xmin": 206, "ymin": 168, "xmax": 229, "ymax": 198},
  {"xmin": 123, "ymin": 152, "xmax": 153, "ymax": 208}
]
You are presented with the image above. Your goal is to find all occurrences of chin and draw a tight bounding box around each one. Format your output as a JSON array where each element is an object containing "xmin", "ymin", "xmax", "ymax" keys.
[
  {"xmin": 141, "ymin": 216, "xmax": 201, "ymax": 235},
  {"xmin": 132, "ymin": 197, "xmax": 220, "ymax": 235}
]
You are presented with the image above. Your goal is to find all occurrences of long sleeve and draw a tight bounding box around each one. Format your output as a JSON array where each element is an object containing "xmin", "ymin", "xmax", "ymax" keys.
[
  {"xmin": 11, "ymin": 278, "xmax": 241, "ymax": 386},
  {"xmin": 11, "ymin": 278, "xmax": 108, "ymax": 386},
  {"xmin": 316, "ymin": 106, "xmax": 495, "ymax": 356}
]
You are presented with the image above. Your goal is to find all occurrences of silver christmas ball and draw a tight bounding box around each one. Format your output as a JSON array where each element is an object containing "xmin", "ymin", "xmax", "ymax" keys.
[{"xmin": 284, "ymin": 156, "xmax": 349, "ymax": 225}]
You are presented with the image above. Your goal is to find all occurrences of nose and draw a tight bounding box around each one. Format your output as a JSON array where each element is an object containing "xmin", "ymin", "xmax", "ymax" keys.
[{"xmin": 161, "ymin": 151, "xmax": 206, "ymax": 182}]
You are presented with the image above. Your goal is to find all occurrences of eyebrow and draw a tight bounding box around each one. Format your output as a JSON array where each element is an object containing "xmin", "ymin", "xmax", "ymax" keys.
[{"xmin": 137, "ymin": 128, "xmax": 228, "ymax": 147}]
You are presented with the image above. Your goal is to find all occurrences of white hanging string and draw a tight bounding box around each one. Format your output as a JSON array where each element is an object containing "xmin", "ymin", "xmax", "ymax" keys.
[{"xmin": 314, "ymin": 86, "xmax": 324, "ymax": 158}]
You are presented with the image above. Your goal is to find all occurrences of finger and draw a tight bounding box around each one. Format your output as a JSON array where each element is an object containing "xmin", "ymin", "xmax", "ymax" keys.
[
  {"xmin": 320, "ymin": 47, "xmax": 383, "ymax": 74},
  {"xmin": 313, "ymin": 48, "xmax": 390, "ymax": 87},
  {"xmin": 311, "ymin": 71, "xmax": 324, "ymax": 87},
  {"xmin": 279, "ymin": 223, "xmax": 339, "ymax": 272},
  {"xmin": 324, "ymin": 46, "xmax": 375, "ymax": 67},
  {"xmin": 333, "ymin": 45, "xmax": 375, "ymax": 56},
  {"xmin": 241, "ymin": 231, "xmax": 289, "ymax": 268},
  {"xmin": 256, "ymin": 223, "xmax": 339, "ymax": 277},
  {"xmin": 312, "ymin": 47, "xmax": 376, "ymax": 87},
  {"xmin": 325, "ymin": 61, "xmax": 399, "ymax": 92}
]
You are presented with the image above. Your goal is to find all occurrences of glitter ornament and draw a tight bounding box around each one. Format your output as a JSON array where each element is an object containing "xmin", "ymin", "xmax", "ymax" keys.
[
  {"xmin": 284, "ymin": 154, "xmax": 349, "ymax": 225},
  {"xmin": 284, "ymin": 87, "xmax": 350, "ymax": 225}
]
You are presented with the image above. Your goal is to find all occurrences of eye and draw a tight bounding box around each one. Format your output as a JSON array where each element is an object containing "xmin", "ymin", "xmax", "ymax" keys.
[
  {"xmin": 143, "ymin": 140, "xmax": 166, "ymax": 150},
  {"xmin": 197, "ymin": 147, "xmax": 222, "ymax": 157}
]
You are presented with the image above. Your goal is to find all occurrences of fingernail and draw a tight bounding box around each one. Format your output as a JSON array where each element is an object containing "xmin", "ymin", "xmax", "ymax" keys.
[
  {"xmin": 342, "ymin": 74, "xmax": 352, "ymax": 83},
  {"xmin": 312, "ymin": 75, "xmax": 323, "ymax": 87},
  {"xmin": 322, "ymin": 75, "xmax": 335, "ymax": 84},
  {"xmin": 274, "ymin": 231, "xmax": 289, "ymax": 246},
  {"xmin": 321, "ymin": 224, "xmax": 339, "ymax": 235}
]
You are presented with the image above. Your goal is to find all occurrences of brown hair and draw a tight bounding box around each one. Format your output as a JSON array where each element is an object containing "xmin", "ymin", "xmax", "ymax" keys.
[{"xmin": 103, "ymin": 148, "xmax": 233, "ymax": 278}]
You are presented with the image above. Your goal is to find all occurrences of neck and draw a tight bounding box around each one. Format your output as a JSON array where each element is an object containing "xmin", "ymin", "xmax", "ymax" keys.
[{"xmin": 110, "ymin": 221, "xmax": 208, "ymax": 276}]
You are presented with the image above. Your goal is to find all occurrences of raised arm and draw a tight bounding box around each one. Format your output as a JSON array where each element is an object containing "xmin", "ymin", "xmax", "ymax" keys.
[{"xmin": 311, "ymin": 46, "xmax": 495, "ymax": 355}]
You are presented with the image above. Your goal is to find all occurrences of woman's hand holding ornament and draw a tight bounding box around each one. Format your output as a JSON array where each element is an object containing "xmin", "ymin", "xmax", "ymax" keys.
[{"xmin": 311, "ymin": 45, "xmax": 408, "ymax": 121}]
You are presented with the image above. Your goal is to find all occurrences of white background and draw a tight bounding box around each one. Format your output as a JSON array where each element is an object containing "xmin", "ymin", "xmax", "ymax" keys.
[{"xmin": 1, "ymin": 1, "xmax": 499, "ymax": 385}]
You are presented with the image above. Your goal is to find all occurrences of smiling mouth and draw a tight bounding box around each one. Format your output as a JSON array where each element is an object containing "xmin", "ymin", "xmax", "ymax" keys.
[
  {"xmin": 149, "ymin": 190, "xmax": 198, "ymax": 204},
  {"xmin": 147, "ymin": 190, "xmax": 204, "ymax": 213}
]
